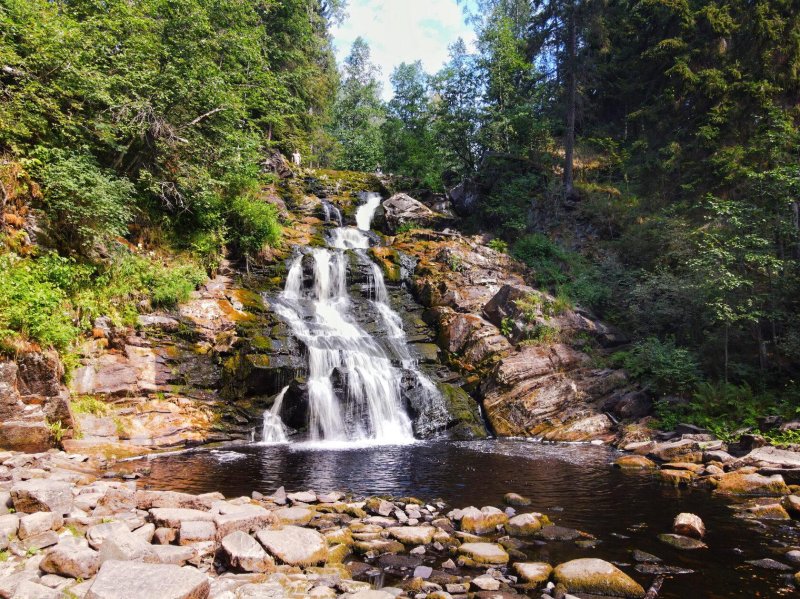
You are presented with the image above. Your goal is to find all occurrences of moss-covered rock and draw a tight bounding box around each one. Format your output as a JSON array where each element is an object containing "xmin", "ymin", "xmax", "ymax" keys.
[
  {"xmin": 435, "ymin": 382, "xmax": 488, "ymax": 440},
  {"xmin": 615, "ymin": 455, "xmax": 657, "ymax": 469},
  {"xmin": 712, "ymin": 472, "xmax": 790, "ymax": 496},
  {"xmin": 553, "ymin": 558, "xmax": 645, "ymax": 598}
]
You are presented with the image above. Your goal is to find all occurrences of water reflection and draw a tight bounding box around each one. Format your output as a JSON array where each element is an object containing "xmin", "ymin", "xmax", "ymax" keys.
[{"xmin": 134, "ymin": 440, "xmax": 800, "ymax": 598}]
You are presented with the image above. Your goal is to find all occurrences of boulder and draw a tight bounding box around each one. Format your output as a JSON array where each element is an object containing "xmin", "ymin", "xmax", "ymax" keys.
[
  {"xmin": 220, "ymin": 531, "xmax": 275, "ymax": 573},
  {"xmin": 457, "ymin": 542, "xmax": 509, "ymax": 565},
  {"xmin": 513, "ymin": 562, "xmax": 552, "ymax": 584},
  {"xmin": 213, "ymin": 504, "xmax": 276, "ymax": 538},
  {"xmin": 712, "ymin": 472, "xmax": 790, "ymax": 496},
  {"xmin": 648, "ymin": 439, "xmax": 702, "ymax": 463},
  {"xmin": 382, "ymin": 194, "xmax": 438, "ymax": 233},
  {"xmin": 87, "ymin": 522, "xmax": 130, "ymax": 550},
  {"xmin": 179, "ymin": 520, "xmax": 216, "ymax": 545},
  {"xmin": 505, "ymin": 513, "xmax": 545, "ymax": 536},
  {"xmin": 84, "ymin": 560, "xmax": 210, "ymax": 599},
  {"xmin": 255, "ymin": 526, "xmax": 328, "ymax": 565},
  {"xmin": 673, "ymin": 513, "xmax": 705, "ymax": 539},
  {"xmin": 151, "ymin": 545, "xmax": 195, "ymax": 565},
  {"xmin": 447, "ymin": 181, "xmax": 480, "ymax": 216},
  {"xmin": 614, "ymin": 455, "xmax": 657, "ymax": 470},
  {"xmin": 460, "ymin": 506, "xmax": 508, "ymax": 535},
  {"xmin": 149, "ymin": 508, "xmax": 215, "ymax": 528},
  {"xmin": 12, "ymin": 580, "xmax": 61, "ymax": 599},
  {"xmin": 503, "ymin": 493, "xmax": 531, "ymax": 507},
  {"xmin": 388, "ymin": 526, "xmax": 435, "ymax": 545},
  {"xmin": 274, "ymin": 506, "xmax": 314, "ymax": 525},
  {"xmin": 18, "ymin": 512, "xmax": 61, "ymax": 539},
  {"xmin": 553, "ymin": 558, "xmax": 645, "ymax": 598},
  {"xmin": 97, "ymin": 529, "xmax": 159, "ymax": 564},
  {"xmin": 40, "ymin": 538, "xmax": 100, "ymax": 579},
  {"xmin": 11, "ymin": 480, "xmax": 73, "ymax": 515}
]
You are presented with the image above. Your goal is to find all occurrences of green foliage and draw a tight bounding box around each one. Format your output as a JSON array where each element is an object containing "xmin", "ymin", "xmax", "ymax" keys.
[
  {"xmin": 228, "ymin": 196, "xmax": 282, "ymax": 259},
  {"xmin": 500, "ymin": 317, "xmax": 514, "ymax": 337},
  {"xmin": 396, "ymin": 222, "xmax": 421, "ymax": 234},
  {"xmin": 521, "ymin": 323, "xmax": 560, "ymax": 346},
  {"xmin": 612, "ymin": 338, "xmax": 702, "ymax": 397},
  {"xmin": 71, "ymin": 396, "xmax": 109, "ymax": 416},
  {"xmin": 46, "ymin": 420, "xmax": 66, "ymax": 443},
  {"xmin": 30, "ymin": 149, "xmax": 134, "ymax": 253},
  {"xmin": 446, "ymin": 254, "xmax": 464, "ymax": 272},
  {"xmin": 487, "ymin": 238, "xmax": 508, "ymax": 253},
  {"xmin": 0, "ymin": 550, "xmax": 8, "ymax": 562}
]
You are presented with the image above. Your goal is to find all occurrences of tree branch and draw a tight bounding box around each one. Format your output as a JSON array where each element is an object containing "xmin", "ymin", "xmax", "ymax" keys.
[{"xmin": 181, "ymin": 107, "xmax": 225, "ymax": 129}]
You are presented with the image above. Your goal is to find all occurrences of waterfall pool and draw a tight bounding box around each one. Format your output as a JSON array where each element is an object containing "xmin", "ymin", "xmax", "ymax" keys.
[{"xmin": 129, "ymin": 439, "xmax": 800, "ymax": 598}]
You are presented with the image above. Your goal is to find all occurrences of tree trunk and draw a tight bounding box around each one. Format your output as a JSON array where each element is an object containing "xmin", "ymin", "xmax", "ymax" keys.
[{"xmin": 563, "ymin": 0, "xmax": 577, "ymax": 199}]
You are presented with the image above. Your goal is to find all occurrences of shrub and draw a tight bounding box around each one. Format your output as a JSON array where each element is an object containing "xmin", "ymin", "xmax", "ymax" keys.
[
  {"xmin": 612, "ymin": 337, "xmax": 702, "ymax": 397},
  {"xmin": 32, "ymin": 149, "xmax": 134, "ymax": 253},
  {"xmin": 228, "ymin": 196, "xmax": 282, "ymax": 259},
  {"xmin": 487, "ymin": 238, "xmax": 508, "ymax": 253}
]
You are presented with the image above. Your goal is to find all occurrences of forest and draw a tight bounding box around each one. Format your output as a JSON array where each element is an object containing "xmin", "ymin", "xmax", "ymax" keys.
[{"xmin": 1, "ymin": 0, "xmax": 799, "ymax": 439}]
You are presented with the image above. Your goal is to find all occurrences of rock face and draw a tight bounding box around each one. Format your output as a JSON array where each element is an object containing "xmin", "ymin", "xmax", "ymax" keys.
[
  {"xmin": 381, "ymin": 193, "xmax": 440, "ymax": 232},
  {"xmin": 393, "ymin": 230, "xmax": 634, "ymax": 442},
  {"xmin": 553, "ymin": 558, "xmax": 645, "ymax": 598},
  {"xmin": 84, "ymin": 560, "xmax": 210, "ymax": 599}
]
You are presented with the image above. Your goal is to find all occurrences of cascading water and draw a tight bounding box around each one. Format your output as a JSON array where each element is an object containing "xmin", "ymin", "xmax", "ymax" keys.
[
  {"xmin": 269, "ymin": 192, "xmax": 447, "ymax": 444},
  {"xmin": 260, "ymin": 386, "xmax": 289, "ymax": 443}
]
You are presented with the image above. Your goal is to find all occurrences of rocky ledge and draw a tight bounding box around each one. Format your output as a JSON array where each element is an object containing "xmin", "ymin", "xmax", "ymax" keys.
[{"xmin": 0, "ymin": 448, "xmax": 720, "ymax": 599}]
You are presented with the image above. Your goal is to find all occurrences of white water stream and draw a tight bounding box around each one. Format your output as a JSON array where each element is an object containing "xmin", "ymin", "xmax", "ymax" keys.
[{"xmin": 264, "ymin": 192, "xmax": 445, "ymax": 445}]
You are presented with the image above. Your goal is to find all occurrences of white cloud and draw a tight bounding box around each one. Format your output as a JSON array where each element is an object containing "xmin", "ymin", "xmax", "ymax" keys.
[{"xmin": 332, "ymin": 0, "xmax": 477, "ymax": 98}]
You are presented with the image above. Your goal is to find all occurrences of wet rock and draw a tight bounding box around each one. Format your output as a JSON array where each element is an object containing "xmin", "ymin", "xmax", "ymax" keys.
[
  {"xmin": 505, "ymin": 513, "xmax": 545, "ymax": 536},
  {"xmin": 741, "ymin": 502, "xmax": 790, "ymax": 520},
  {"xmin": 40, "ymin": 537, "xmax": 100, "ymax": 579},
  {"xmin": 460, "ymin": 506, "xmax": 508, "ymax": 534},
  {"xmin": 631, "ymin": 550, "xmax": 661, "ymax": 563},
  {"xmin": 513, "ymin": 562, "xmax": 552, "ymax": 584},
  {"xmin": 553, "ymin": 558, "xmax": 645, "ymax": 598},
  {"xmin": 503, "ymin": 493, "xmax": 531, "ymax": 506},
  {"xmin": 657, "ymin": 534, "xmax": 707, "ymax": 550},
  {"xmin": 672, "ymin": 513, "xmax": 705, "ymax": 539},
  {"xmin": 11, "ymin": 480, "xmax": 73, "ymax": 515},
  {"xmin": 457, "ymin": 542, "xmax": 509, "ymax": 566},
  {"xmin": 614, "ymin": 455, "xmax": 657, "ymax": 470},
  {"xmin": 536, "ymin": 525, "xmax": 583, "ymax": 542},
  {"xmin": 745, "ymin": 558, "xmax": 792, "ymax": 571},
  {"xmin": 658, "ymin": 469, "xmax": 697, "ymax": 486},
  {"xmin": 256, "ymin": 525, "xmax": 328, "ymax": 565},
  {"xmin": 782, "ymin": 494, "xmax": 800, "ymax": 516},
  {"xmin": 712, "ymin": 472, "xmax": 790, "ymax": 496},
  {"xmin": 648, "ymin": 439, "xmax": 702, "ymax": 463},
  {"xmin": 84, "ymin": 560, "xmax": 210, "ymax": 599},
  {"xmin": 220, "ymin": 530, "xmax": 275, "ymax": 573}
]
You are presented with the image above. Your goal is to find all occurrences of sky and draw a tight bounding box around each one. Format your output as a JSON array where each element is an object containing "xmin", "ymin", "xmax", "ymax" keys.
[{"xmin": 331, "ymin": 0, "xmax": 477, "ymax": 99}]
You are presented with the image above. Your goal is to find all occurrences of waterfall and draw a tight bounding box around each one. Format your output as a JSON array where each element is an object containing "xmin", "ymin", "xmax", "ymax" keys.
[
  {"xmin": 267, "ymin": 191, "xmax": 444, "ymax": 445},
  {"xmin": 261, "ymin": 386, "xmax": 290, "ymax": 443}
]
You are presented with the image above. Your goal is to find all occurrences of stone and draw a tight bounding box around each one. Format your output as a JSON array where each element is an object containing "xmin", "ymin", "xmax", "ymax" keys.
[
  {"xmin": 712, "ymin": 472, "xmax": 790, "ymax": 496},
  {"xmin": 274, "ymin": 506, "xmax": 313, "ymax": 525},
  {"xmin": 631, "ymin": 550, "xmax": 661, "ymax": 563},
  {"xmin": 704, "ymin": 450, "xmax": 735, "ymax": 464},
  {"xmin": 471, "ymin": 575, "xmax": 500, "ymax": 591},
  {"xmin": 179, "ymin": 520, "xmax": 216, "ymax": 545},
  {"xmin": 535, "ymin": 525, "xmax": 583, "ymax": 541},
  {"xmin": 658, "ymin": 469, "xmax": 697, "ymax": 486},
  {"xmin": 84, "ymin": 560, "xmax": 210, "ymax": 599},
  {"xmin": 657, "ymin": 534, "xmax": 707, "ymax": 550},
  {"xmin": 739, "ymin": 446, "xmax": 800, "ymax": 469},
  {"xmin": 745, "ymin": 558, "xmax": 792, "ymax": 571},
  {"xmin": 648, "ymin": 439, "xmax": 702, "ymax": 462},
  {"xmin": 134, "ymin": 490, "xmax": 217, "ymax": 511},
  {"xmin": 505, "ymin": 513, "xmax": 544, "ymax": 536},
  {"xmin": 783, "ymin": 494, "xmax": 800, "ymax": 516},
  {"xmin": 154, "ymin": 527, "xmax": 177, "ymax": 545},
  {"xmin": 388, "ymin": 526, "xmax": 435, "ymax": 545},
  {"xmin": 413, "ymin": 565, "xmax": 433, "ymax": 579},
  {"xmin": 382, "ymin": 193, "xmax": 439, "ymax": 233},
  {"xmin": 353, "ymin": 539, "xmax": 405, "ymax": 555},
  {"xmin": 784, "ymin": 550, "xmax": 800, "ymax": 565},
  {"xmin": 149, "ymin": 508, "xmax": 215, "ymax": 528},
  {"xmin": 18, "ymin": 512, "xmax": 61, "ymax": 539},
  {"xmin": 213, "ymin": 505, "xmax": 276, "ymax": 538},
  {"xmin": 457, "ymin": 543, "xmax": 509, "ymax": 565},
  {"xmin": 11, "ymin": 480, "xmax": 73, "ymax": 515},
  {"xmin": 220, "ymin": 531, "xmax": 275, "ymax": 573},
  {"xmin": 21, "ymin": 530, "xmax": 59, "ymax": 551},
  {"xmin": 672, "ymin": 513, "xmax": 705, "ymax": 539},
  {"xmin": 460, "ymin": 506, "xmax": 508, "ymax": 535},
  {"xmin": 40, "ymin": 538, "xmax": 101, "ymax": 579},
  {"xmin": 97, "ymin": 529, "xmax": 159, "ymax": 564},
  {"xmin": 503, "ymin": 493, "xmax": 531, "ymax": 506},
  {"xmin": 614, "ymin": 455, "xmax": 657, "ymax": 470},
  {"xmin": 151, "ymin": 545, "xmax": 195, "ymax": 565},
  {"xmin": 513, "ymin": 562, "xmax": 552, "ymax": 584},
  {"xmin": 287, "ymin": 491, "xmax": 317, "ymax": 504},
  {"xmin": 133, "ymin": 523, "xmax": 155, "ymax": 542},
  {"xmin": 12, "ymin": 580, "xmax": 61, "ymax": 599},
  {"xmin": 256, "ymin": 526, "xmax": 328, "ymax": 565},
  {"xmin": 553, "ymin": 558, "xmax": 645, "ymax": 598}
]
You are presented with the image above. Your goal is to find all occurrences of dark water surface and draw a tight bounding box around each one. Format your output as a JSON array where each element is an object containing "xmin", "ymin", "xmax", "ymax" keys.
[{"xmin": 131, "ymin": 439, "xmax": 799, "ymax": 598}]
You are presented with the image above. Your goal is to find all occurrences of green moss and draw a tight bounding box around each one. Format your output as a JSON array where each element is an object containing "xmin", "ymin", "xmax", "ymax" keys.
[
  {"xmin": 251, "ymin": 335, "xmax": 273, "ymax": 351},
  {"xmin": 437, "ymin": 382, "xmax": 488, "ymax": 439}
]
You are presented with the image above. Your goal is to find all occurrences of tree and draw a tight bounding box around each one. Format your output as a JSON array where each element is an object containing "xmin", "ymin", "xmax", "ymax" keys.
[{"xmin": 330, "ymin": 38, "xmax": 386, "ymax": 171}]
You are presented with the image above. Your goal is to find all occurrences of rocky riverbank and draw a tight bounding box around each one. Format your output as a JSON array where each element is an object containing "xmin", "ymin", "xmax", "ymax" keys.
[{"xmin": 0, "ymin": 444, "xmax": 799, "ymax": 599}]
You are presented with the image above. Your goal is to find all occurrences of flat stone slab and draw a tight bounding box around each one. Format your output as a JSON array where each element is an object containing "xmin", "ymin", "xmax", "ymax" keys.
[
  {"xmin": 387, "ymin": 526, "xmax": 435, "ymax": 545},
  {"xmin": 221, "ymin": 531, "xmax": 275, "ymax": 573},
  {"xmin": 85, "ymin": 560, "xmax": 210, "ymax": 599},
  {"xmin": 274, "ymin": 506, "xmax": 314, "ymax": 525},
  {"xmin": 256, "ymin": 525, "xmax": 328, "ymax": 565},
  {"xmin": 513, "ymin": 562, "xmax": 552, "ymax": 584},
  {"xmin": 457, "ymin": 542, "xmax": 509, "ymax": 565}
]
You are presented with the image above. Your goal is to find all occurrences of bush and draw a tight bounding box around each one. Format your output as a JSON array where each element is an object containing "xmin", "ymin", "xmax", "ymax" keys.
[
  {"xmin": 228, "ymin": 196, "xmax": 282, "ymax": 259},
  {"xmin": 0, "ymin": 254, "xmax": 79, "ymax": 351},
  {"xmin": 32, "ymin": 149, "xmax": 134, "ymax": 253},
  {"xmin": 487, "ymin": 238, "xmax": 508, "ymax": 253},
  {"xmin": 612, "ymin": 337, "xmax": 702, "ymax": 397}
]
